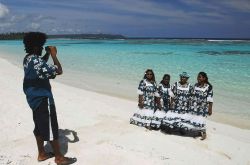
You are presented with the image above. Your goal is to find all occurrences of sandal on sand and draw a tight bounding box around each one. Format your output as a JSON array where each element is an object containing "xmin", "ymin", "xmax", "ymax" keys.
[
  {"xmin": 200, "ymin": 131, "xmax": 207, "ymax": 140},
  {"xmin": 38, "ymin": 152, "xmax": 55, "ymax": 162},
  {"xmin": 56, "ymin": 157, "xmax": 77, "ymax": 165}
]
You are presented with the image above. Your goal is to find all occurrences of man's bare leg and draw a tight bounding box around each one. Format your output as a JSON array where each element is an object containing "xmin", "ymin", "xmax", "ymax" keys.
[
  {"xmin": 35, "ymin": 136, "xmax": 53, "ymax": 161},
  {"xmin": 50, "ymin": 140, "xmax": 76, "ymax": 164}
]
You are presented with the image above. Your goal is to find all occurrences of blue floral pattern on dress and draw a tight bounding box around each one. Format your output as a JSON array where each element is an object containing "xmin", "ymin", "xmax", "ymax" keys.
[
  {"xmin": 23, "ymin": 55, "xmax": 57, "ymax": 80},
  {"xmin": 130, "ymin": 79, "xmax": 159, "ymax": 127},
  {"xmin": 137, "ymin": 79, "xmax": 159, "ymax": 110},
  {"xmin": 172, "ymin": 82, "xmax": 193, "ymax": 113},
  {"xmin": 190, "ymin": 83, "xmax": 213, "ymax": 117},
  {"xmin": 158, "ymin": 83, "xmax": 174, "ymax": 112},
  {"xmin": 23, "ymin": 54, "xmax": 58, "ymax": 110}
]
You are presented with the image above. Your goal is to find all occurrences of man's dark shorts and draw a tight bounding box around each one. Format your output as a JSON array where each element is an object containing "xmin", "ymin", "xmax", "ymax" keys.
[{"xmin": 32, "ymin": 98, "xmax": 59, "ymax": 141}]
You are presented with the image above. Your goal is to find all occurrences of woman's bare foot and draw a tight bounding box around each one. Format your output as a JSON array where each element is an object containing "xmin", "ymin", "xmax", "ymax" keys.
[
  {"xmin": 146, "ymin": 125, "xmax": 152, "ymax": 130},
  {"xmin": 200, "ymin": 131, "xmax": 207, "ymax": 140}
]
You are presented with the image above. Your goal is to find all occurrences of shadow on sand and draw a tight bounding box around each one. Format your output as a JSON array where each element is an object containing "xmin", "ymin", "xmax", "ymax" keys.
[
  {"xmin": 45, "ymin": 129, "xmax": 79, "ymax": 155},
  {"xmin": 151, "ymin": 126, "xmax": 202, "ymax": 139}
]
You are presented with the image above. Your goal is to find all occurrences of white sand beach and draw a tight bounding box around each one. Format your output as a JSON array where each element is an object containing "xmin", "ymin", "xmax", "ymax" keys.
[{"xmin": 0, "ymin": 56, "xmax": 250, "ymax": 165}]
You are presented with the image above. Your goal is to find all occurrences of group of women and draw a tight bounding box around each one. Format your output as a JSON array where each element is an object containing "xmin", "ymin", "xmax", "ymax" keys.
[{"xmin": 130, "ymin": 69, "xmax": 213, "ymax": 140}]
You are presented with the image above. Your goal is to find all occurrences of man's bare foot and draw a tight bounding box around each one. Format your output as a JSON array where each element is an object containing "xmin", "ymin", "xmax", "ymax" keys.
[
  {"xmin": 55, "ymin": 156, "xmax": 77, "ymax": 165},
  {"xmin": 38, "ymin": 152, "xmax": 54, "ymax": 162}
]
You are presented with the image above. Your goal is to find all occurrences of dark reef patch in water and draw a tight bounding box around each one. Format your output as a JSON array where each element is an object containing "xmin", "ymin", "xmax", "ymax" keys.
[
  {"xmin": 132, "ymin": 51, "xmax": 174, "ymax": 56},
  {"xmin": 197, "ymin": 50, "xmax": 250, "ymax": 56}
]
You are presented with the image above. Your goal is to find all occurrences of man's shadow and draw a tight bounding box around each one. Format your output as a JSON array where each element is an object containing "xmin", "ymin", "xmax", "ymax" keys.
[{"xmin": 44, "ymin": 129, "xmax": 79, "ymax": 155}]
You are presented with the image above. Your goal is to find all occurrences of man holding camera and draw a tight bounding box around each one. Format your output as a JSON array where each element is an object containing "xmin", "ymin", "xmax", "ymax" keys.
[{"xmin": 23, "ymin": 32, "xmax": 76, "ymax": 164}]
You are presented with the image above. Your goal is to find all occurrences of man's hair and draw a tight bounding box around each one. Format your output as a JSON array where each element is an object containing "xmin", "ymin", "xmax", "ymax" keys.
[{"xmin": 23, "ymin": 32, "xmax": 47, "ymax": 54}]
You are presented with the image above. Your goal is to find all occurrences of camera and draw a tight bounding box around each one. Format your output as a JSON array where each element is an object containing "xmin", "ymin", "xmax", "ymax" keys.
[{"xmin": 45, "ymin": 46, "xmax": 50, "ymax": 52}]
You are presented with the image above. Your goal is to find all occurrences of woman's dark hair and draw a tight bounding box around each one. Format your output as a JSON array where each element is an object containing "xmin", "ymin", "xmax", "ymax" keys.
[
  {"xmin": 198, "ymin": 72, "xmax": 213, "ymax": 89},
  {"xmin": 143, "ymin": 69, "xmax": 155, "ymax": 82},
  {"xmin": 23, "ymin": 32, "xmax": 47, "ymax": 54},
  {"xmin": 160, "ymin": 74, "xmax": 170, "ymax": 86}
]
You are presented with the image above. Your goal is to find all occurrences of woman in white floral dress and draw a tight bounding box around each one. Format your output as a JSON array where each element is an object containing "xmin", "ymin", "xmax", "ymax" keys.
[
  {"xmin": 130, "ymin": 69, "xmax": 159, "ymax": 129},
  {"xmin": 161, "ymin": 72, "xmax": 193, "ymax": 133},
  {"xmin": 154, "ymin": 74, "xmax": 174, "ymax": 130},
  {"xmin": 183, "ymin": 72, "xmax": 213, "ymax": 140}
]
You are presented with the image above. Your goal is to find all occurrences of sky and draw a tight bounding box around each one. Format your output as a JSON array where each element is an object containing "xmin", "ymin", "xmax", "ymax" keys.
[{"xmin": 0, "ymin": 0, "xmax": 250, "ymax": 38}]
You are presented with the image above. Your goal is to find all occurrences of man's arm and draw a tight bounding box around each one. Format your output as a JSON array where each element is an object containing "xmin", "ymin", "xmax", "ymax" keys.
[{"xmin": 49, "ymin": 46, "xmax": 63, "ymax": 75}]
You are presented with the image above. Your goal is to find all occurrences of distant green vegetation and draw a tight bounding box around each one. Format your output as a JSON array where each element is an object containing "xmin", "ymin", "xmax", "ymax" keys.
[
  {"xmin": 0, "ymin": 32, "xmax": 126, "ymax": 40},
  {"xmin": 49, "ymin": 33, "xmax": 126, "ymax": 39},
  {"xmin": 0, "ymin": 32, "xmax": 26, "ymax": 40}
]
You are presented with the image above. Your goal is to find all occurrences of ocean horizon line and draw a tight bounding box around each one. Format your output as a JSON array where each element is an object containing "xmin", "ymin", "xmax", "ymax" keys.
[{"xmin": 1, "ymin": 32, "xmax": 250, "ymax": 41}]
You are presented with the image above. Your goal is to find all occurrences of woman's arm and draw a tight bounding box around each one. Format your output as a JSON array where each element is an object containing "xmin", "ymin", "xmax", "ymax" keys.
[
  {"xmin": 138, "ymin": 95, "xmax": 143, "ymax": 109},
  {"xmin": 208, "ymin": 102, "xmax": 213, "ymax": 116},
  {"xmin": 207, "ymin": 85, "xmax": 213, "ymax": 116}
]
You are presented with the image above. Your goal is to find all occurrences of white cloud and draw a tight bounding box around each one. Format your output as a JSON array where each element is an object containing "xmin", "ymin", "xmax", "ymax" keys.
[
  {"xmin": 0, "ymin": 0, "xmax": 249, "ymax": 36},
  {"xmin": 0, "ymin": 12, "xmax": 59, "ymax": 33},
  {"xmin": 10, "ymin": 15, "xmax": 26, "ymax": 22},
  {"xmin": 180, "ymin": 0, "xmax": 250, "ymax": 13},
  {"xmin": 0, "ymin": 3, "xmax": 9, "ymax": 18},
  {"xmin": 0, "ymin": 22, "xmax": 12, "ymax": 28},
  {"xmin": 64, "ymin": 0, "xmax": 230, "ymax": 26},
  {"xmin": 30, "ymin": 23, "xmax": 40, "ymax": 30},
  {"xmin": 219, "ymin": 0, "xmax": 250, "ymax": 13}
]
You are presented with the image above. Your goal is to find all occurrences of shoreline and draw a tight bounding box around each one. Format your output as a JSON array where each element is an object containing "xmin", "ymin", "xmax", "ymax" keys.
[
  {"xmin": 54, "ymin": 77, "xmax": 250, "ymax": 130},
  {"xmin": 53, "ymin": 80, "xmax": 250, "ymax": 130},
  {"xmin": 0, "ymin": 51, "xmax": 249, "ymax": 130},
  {"xmin": 1, "ymin": 56, "xmax": 250, "ymax": 164}
]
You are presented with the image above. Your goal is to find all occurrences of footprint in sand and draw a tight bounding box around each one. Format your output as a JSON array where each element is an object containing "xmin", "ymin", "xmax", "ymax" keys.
[
  {"xmin": 217, "ymin": 151, "xmax": 231, "ymax": 160},
  {"xmin": 96, "ymin": 140, "xmax": 109, "ymax": 145},
  {"xmin": 160, "ymin": 156, "xmax": 170, "ymax": 160}
]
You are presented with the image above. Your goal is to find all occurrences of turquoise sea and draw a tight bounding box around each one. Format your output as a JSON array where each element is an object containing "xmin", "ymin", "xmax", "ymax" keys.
[{"xmin": 0, "ymin": 39, "xmax": 250, "ymax": 128}]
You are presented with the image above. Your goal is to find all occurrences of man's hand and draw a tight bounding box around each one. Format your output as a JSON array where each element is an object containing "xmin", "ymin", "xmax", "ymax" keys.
[
  {"xmin": 46, "ymin": 46, "xmax": 63, "ymax": 75},
  {"xmin": 45, "ymin": 46, "xmax": 50, "ymax": 54}
]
